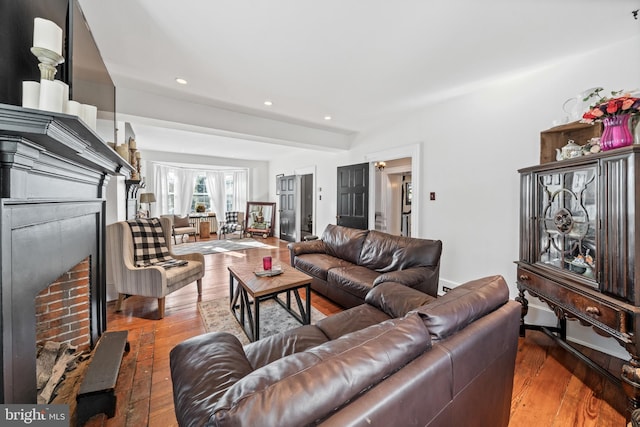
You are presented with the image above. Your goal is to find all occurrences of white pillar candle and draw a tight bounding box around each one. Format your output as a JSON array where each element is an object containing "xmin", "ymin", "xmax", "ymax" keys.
[
  {"xmin": 81, "ymin": 104, "xmax": 98, "ymax": 130},
  {"xmin": 22, "ymin": 81, "xmax": 40, "ymax": 109},
  {"xmin": 65, "ymin": 100, "xmax": 81, "ymax": 116},
  {"xmin": 54, "ymin": 80, "xmax": 69, "ymax": 113},
  {"xmin": 33, "ymin": 18, "xmax": 63, "ymax": 56},
  {"xmin": 38, "ymin": 79, "xmax": 63, "ymax": 112}
]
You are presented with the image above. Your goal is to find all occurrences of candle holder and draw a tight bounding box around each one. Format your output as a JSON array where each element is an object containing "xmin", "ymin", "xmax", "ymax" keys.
[{"xmin": 30, "ymin": 46, "xmax": 65, "ymax": 81}]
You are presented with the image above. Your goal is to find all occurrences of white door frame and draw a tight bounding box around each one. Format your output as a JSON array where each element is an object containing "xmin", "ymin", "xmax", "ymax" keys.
[{"xmin": 365, "ymin": 143, "xmax": 421, "ymax": 237}]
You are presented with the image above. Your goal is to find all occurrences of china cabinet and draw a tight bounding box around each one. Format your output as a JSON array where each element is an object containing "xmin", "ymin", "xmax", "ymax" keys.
[{"xmin": 516, "ymin": 145, "xmax": 640, "ymax": 415}]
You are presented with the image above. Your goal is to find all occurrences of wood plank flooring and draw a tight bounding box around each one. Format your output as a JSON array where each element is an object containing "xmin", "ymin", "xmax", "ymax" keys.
[{"xmin": 85, "ymin": 236, "xmax": 628, "ymax": 426}]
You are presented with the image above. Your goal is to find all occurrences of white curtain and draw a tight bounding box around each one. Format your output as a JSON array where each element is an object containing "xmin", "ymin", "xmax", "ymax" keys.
[
  {"xmin": 175, "ymin": 169, "xmax": 195, "ymax": 216},
  {"xmin": 232, "ymin": 170, "xmax": 247, "ymax": 212},
  {"xmin": 153, "ymin": 163, "xmax": 172, "ymax": 216},
  {"xmin": 206, "ymin": 171, "xmax": 226, "ymax": 219}
]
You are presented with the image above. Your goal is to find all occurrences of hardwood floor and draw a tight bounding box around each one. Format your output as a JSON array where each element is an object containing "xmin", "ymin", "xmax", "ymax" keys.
[{"xmin": 85, "ymin": 236, "xmax": 627, "ymax": 426}]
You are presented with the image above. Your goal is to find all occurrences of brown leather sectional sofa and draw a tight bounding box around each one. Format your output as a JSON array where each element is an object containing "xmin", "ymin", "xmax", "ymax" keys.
[
  {"xmin": 170, "ymin": 275, "xmax": 520, "ymax": 427},
  {"xmin": 288, "ymin": 224, "xmax": 443, "ymax": 308}
]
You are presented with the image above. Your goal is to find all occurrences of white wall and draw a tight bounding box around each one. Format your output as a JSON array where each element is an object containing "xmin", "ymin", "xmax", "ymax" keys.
[{"xmin": 269, "ymin": 35, "xmax": 640, "ymax": 359}]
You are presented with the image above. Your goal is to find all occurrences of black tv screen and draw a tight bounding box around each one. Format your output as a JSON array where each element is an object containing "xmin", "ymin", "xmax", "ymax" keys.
[{"xmin": 0, "ymin": 0, "xmax": 116, "ymax": 142}]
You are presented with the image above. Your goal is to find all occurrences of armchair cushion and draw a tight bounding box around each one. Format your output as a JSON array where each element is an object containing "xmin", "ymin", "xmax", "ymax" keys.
[{"xmin": 173, "ymin": 215, "xmax": 191, "ymax": 228}]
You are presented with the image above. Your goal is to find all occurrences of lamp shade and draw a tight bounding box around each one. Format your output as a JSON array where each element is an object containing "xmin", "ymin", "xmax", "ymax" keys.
[{"xmin": 140, "ymin": 192, "xmax": 156, "ymax": 203}]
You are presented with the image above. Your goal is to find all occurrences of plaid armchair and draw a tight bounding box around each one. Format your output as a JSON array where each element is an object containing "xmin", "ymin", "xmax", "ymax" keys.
[
  {"xmin": 106, "ymin": 217, "xmax": 204, "ymax": 319},
  {"xmin": 218, "ymin": 211, "xmax": 245, "ymax": 239}
]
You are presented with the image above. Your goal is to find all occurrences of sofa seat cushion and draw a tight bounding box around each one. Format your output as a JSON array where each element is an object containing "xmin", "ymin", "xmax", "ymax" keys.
[
  {"xmin": 243, "ymin": 325, "xmax": 330, "ymax": 370},
  {"xmin": 170, "ymin": 332, "xmax": 253, "ymax": 427},
  {"xmin": 294, "ymin": 253, "xmax": 353, "ymax": 281},
  {"xmin": 327, "ymin": 265, "xmax": 380, "ymax": 300},
  {"xmin": 210, "ymin": 314, "xmax": 431, "ymax": 427},
  {"xmin": 315, "ymin": 303, "xmax": 391, "ymax": 340}
]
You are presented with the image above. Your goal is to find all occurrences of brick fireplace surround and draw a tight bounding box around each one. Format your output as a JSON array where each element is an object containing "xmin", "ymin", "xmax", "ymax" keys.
[{"xmin": 0, "ymin": 104, "xmax": 133, "ymax": 403}]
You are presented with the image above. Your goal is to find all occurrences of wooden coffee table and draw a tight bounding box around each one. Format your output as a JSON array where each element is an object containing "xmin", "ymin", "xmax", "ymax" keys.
[{"xmin": 228, "ymin": 262, "xmax": 313, "ymax": 342}]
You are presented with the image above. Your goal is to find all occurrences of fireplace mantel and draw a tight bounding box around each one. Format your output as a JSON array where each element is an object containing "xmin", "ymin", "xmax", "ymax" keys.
[{"xmin": 0, "ymin": 103, "xmax": 134, "ymax": 403}]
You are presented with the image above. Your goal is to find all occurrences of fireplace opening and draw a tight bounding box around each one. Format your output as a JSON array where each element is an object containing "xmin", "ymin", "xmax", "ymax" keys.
[
  {"xmin": 36, "ymin": 257, "xmax": 92, "ymax": 351},
  {"xmin": 35, "ymin": 257, "xmax": 92, "ymax": 404}
]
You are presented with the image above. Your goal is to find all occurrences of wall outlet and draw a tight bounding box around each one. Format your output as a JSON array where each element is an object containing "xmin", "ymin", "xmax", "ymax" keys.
[{"xmin": 442, "ymin": 286, "xmax": 452, "ymax": 293}]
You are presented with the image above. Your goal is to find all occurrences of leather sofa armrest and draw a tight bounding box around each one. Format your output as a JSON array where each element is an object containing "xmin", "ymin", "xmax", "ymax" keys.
[
  {"xmin": 170, "ymin": 332, "xmax": 254, "ymax": 427},
  {"xmin": 411, "ymin": 275, "xmax": 509, "ymax": 341},
  {"xmin": 287, "ymin": 239, "xmax": 326, "ymax": 264},
  {"xmin": 365, "ymin": 282, "xmax": 436, "ymax": 318},
  {"xmin": 374, "ymin": 267, "xmax": 439, "ymax": 297}
]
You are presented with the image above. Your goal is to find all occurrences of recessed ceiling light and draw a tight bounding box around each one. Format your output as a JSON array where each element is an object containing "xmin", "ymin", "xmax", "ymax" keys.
[
  {"xmin": 324, "ymin": 115, "xmax": 332, "ymax": 121},
  {"xmin": 175, "ymin": 78, "xmax": 188, "ymax": 85},
  {"xmin": 264, "ymin": 100, "xmax": 273, "ymax": 106}
]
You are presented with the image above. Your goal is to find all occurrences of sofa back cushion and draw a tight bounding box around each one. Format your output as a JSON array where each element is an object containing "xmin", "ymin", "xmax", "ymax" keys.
[
  {"xmin": 321, "ymin": 224, "xmax": 369, "ymax": 265},
  {"xmin": 359, "ymin": 230, "xmax": 442, "ymax": 272},
  {"xmin": 209, "ymin": 313, "xmax": 431, "ymax": 427},
  {"xmin": 412, "ymin": 275, "xmax": 509, "ymax": 341}
]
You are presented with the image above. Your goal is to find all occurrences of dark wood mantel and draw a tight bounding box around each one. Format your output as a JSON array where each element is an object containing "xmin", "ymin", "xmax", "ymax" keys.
[{"xmin": 0, "ymin": 103, "xmax": 134, "ymax": 403}]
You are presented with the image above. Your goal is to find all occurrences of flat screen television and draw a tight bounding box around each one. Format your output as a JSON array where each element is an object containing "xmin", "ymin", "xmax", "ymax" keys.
[{"xmin": 0, "ymin": 0, "xmax": 116, "ymax": 142}]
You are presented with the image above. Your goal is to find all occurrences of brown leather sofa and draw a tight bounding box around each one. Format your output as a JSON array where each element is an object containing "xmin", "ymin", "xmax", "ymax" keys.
[
  {"xmin": 288, "ymin": 224, "xmax": 443, "ymax": 308},
  {"xmin": 170, "ymin": 275, "xmax": 520, "ymax": 427}
]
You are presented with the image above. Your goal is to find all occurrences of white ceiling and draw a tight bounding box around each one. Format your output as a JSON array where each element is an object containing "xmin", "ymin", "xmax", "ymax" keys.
[{"xmin": 77, "ymin": 0, "xmax": 640, "ymax": 160}]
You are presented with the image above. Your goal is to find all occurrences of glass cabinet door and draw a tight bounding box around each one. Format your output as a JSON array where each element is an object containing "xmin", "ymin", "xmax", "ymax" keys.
[{"xmin": 536, "ymin": 166, "xmax": 598, "ymax": 285}]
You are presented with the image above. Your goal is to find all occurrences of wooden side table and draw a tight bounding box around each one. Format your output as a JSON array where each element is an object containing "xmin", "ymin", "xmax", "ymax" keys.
[{"xmin": 199, "ymin": 221, "xmax": 210, "ymax": 239}]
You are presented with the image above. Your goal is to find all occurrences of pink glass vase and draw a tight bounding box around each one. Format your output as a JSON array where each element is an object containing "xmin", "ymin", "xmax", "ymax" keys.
[{"xmin": 600, "ymin": 114, "xmax": 634, "ymax": 151}]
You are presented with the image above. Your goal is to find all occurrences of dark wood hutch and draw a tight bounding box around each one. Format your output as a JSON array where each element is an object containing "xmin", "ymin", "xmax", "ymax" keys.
[{"xmin": 516, "ymin": 122, "xmax": 640, "ymax": 417}]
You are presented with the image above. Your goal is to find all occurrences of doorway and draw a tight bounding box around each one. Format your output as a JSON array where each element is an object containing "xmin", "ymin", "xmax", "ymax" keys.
[
  {"xmin": 372, "ymin": 157, "xmax": 412, "ymax": 236},
  {"xmin": 299, "ymin": 174, "xmax": 314, "ymax": 240},
  {"xmin": 278, "ymin": 171, "xmax": 316, "ymax": 242}
]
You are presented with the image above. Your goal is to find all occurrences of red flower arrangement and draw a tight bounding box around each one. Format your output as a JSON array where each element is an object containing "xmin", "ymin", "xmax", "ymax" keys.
[{"xmin": 582, "ymin": 88, "xmax": 640, "ymax": 124}]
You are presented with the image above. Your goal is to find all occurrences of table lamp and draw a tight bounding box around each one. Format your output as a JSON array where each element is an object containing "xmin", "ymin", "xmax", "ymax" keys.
[{"xmin": 140, "ymin": 192, "xmax": 156, "ymax": 217}]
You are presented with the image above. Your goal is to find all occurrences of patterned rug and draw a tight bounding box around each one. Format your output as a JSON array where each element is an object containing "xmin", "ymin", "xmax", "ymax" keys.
[
  {"xmin": 198, "ymin": 296, "xmax": 326, "ymax": 345},
  {"xmin": 171, "ymin": 238, "xmax": 276, "ymax": 255}
]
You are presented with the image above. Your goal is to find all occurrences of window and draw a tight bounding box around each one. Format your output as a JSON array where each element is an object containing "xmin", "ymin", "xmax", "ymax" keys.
[
  {"xmin": 167, "ymin": 172, "xmax": 176, "ymax": 214},
  {"xmin": 155, "ymin": 164, "xmax": 246, "ymax": 215},
  {"xmin": 225, "ymin": 174, "xmax": 233, "ymax": 211},
  {"xmin": 191, "ymin": 174, "xmax": 211, "ymax": 212}
]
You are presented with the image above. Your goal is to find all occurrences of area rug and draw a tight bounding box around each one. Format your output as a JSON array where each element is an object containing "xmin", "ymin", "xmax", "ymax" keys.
[
  {"xmin": 172, "ymin": 238, "xmax": 276, "ymax": 255},
  {"xmin": 198, "ymin": 296, "xmax": 326, "ymax": 345}
]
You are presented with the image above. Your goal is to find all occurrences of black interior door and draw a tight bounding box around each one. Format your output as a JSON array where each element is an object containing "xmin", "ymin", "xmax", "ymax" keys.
[
  {"xmin": 336, "ymin": 163, "xmax": 369, "ymax": 229},
  {"xmin": 278, "ymin": 175, "xmax": 296, "ymax": 241}
]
